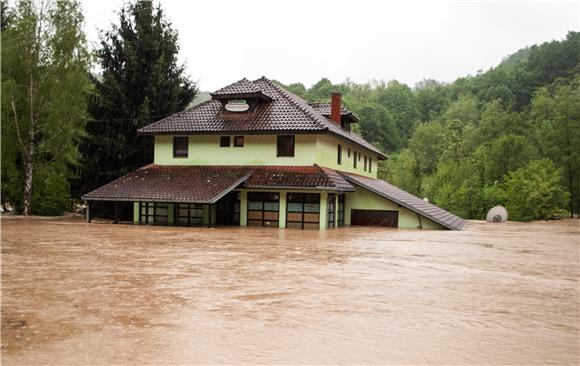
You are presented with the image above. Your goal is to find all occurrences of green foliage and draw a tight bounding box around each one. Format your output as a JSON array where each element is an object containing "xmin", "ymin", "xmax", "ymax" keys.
[
  {"xmin": 31, "ymin": 167, "xmax": 70, "ymax": 216},
  {"xmin": 1, "ymin": 0, "xmax": 90, "ymax": 214},
  {"xmin": 485, "ymin": 134, "xmax": 537, "ymax": 183},
  {"xmin": 278, "ymin": 32, "xmax": 578, "ymax": 221},
  {"xmin": 77, "ymin": 0, "xmax": 197, "ymax": 195},
  {"xmin": 503, "ymin": 160, "xmax": 570, "ymax": 221},
  {"xmin": 531, "ymin": 77, "xmax": 580, "ymax": 216}
]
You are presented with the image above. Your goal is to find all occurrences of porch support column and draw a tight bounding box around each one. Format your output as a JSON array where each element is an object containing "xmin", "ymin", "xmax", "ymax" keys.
[
  {"xmin": 334, "ymin": 193, "xmax": 339, "ymax": 228},
  {"xmin": 319, "ymin": 192, "xmax": 328, "ymax": 230},
  {"xmin": 240, "ymin": 190, "xmax": 248, "ymax": 227},
  {"xmin": 85, "ymin": 201, "xmax": 91, "ymax": 223},
  {"xmin": 133, "ymin": 202, "xmax": 140, "ymax": 224},
  {"xmin": 168, "ymin": 203, "xmax": 175, "ymax": 225},
  {"xmin": 278, "ymin": 191, "xmax": 287, "ymax": 229},
  {"xmin": 113, "ymin": 202, "xmax": 119, "ymax": 223},
  {"xmin": 203, "ymin": 204, "xmax": 210, "ymax": 227}
]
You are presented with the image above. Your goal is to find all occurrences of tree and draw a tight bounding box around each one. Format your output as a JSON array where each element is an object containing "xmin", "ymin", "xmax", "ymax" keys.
[
  {"xmin": 414, "ymin": 79, "xmax": 447, "ymax": 122},
  {"xmin": 374, "ymin": 80, "xmax": 417, "ymax": 142},
  {"xmin": 1, "ymin": 0, "xmax": 90, "ymax": 214},
  {"xmin": 531, "ymin": 78, "xmax": 580, "ymax": 217},
  {"xmin": 503, "ymin": 159, "xmax": 569, "ymax": 221},
  {"xmin": 78, "ymin": 0, "xmax": 196, "ymax": 195},
  {"xmin": 484, "ymin": 134, "xmax": 537, "ymax": 183}
]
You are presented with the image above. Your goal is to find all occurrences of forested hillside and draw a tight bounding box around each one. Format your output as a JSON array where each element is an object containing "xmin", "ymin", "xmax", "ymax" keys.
[{"xmin": 281, "ymin": 32, "xmax": 579, "ymax": 220}]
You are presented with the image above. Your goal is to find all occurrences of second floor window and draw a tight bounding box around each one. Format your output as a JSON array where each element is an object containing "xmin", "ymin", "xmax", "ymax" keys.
[
  {"xmin": 220, "ymin": 136, "xmax": 230, "ymax": 147},
  {"xmin": 277, "ymin": 135, "xmax": 295, "ymax": 157},
  {"xmin": 173, "ymin": 136, "xmax": 188, "ymax": 158},
  {"xmin": 369, "ymin": 158, "xmax": 372, "ymax": 173},
  {"xmin": 364, "ymin": 156, "xmax": 367, "ymax": 171},
  {"xmin": 337, "ymin": 145, "xmax": 342, "ymax": 165},
  {"xmin": 353, "ymin": 152, "xmax": 357, "ymax": 169},
  {"xmin": 234, "ymin": 136, "xmax": 244, "ymax": 147}
]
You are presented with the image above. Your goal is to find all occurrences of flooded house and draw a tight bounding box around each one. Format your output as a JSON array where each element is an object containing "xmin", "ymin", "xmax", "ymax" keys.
[{"xmin": 83, "ymin": 77, "xmax": 465, "ymax": 230}]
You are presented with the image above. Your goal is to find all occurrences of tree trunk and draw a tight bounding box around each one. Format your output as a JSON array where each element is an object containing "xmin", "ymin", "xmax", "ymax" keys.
[
  {"xmin": 23, "ymin": 152, "xmax": 34, "ymax": 215},
  {"xmin": 23, "ymin": 66, "xmax": 35, "ymax": 215}
]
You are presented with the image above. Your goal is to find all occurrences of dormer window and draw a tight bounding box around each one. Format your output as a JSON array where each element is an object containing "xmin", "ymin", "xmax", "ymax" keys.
[{"xmin": 224, "ymin": 99, "xmax": 249, "ymax": 113}]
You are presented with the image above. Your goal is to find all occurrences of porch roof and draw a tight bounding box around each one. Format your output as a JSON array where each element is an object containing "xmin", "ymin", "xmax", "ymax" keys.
[{"xmin": 82, "ymin": 164, "xmax": 355, "ymax": 204}]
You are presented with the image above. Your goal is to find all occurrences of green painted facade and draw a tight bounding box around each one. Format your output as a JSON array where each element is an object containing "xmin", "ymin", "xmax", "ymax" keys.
[{"xmin": 154, "ymin": 134, "xmax": 378, "ymax": 178}]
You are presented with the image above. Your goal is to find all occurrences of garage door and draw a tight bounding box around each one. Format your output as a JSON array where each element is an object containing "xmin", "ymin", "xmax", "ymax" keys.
[{"xmin": 351, "ymin": 209, "xmax": 398, "ymax": 227}]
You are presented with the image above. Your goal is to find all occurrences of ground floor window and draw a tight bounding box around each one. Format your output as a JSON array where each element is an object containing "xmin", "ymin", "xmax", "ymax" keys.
[
  {"xmin": 286, "ymin": 193, "xmax": 320, "ymax": 229},
  {"xmin": 327, "ymin": 194, "xmax": 336, "ymax": 228},
  {"xmin": 337, "ymin": 194, "xmax": 345, "ymax": 227},
  {"xmin": 176, "ymin": 203, "xmax": 204, "ymax": 226},
  {"xmin": 140, "ymin": 202, "xmax": 169, "ymax": 225},
  {"xmin": 247, "ymin": 192, "xmax": 279, "ymax": 227}
]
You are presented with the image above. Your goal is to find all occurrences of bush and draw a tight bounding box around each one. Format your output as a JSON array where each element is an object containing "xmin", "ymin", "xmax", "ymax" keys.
[
  {"xmin": 31, "ymin": 170, "xmax": 71, "ymax": 216},
  {"xmin": 503, "ymin": 159, "xmax": 569, "ymax": 221}
]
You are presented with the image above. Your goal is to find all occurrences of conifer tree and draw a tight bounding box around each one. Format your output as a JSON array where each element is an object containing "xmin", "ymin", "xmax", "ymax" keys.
[{"xmin": 79, "ymin": 0, "xmax": 196, "ymax": 194}]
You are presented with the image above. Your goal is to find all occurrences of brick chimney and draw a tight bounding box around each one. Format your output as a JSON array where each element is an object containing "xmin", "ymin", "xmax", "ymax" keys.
[{"xmin": 330, "ymin": 92, "xmax": 341, "ymax": 124}]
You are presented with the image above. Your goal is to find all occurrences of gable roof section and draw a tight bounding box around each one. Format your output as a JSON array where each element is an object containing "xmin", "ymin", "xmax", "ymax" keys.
[
  {"xmin": 341, "ymin": 172, "xmax": 467, "ymax": 230},
  {"xmin": 82, "ymin": 164, "xmax": 355, "ymax": 204},
  {"xmin": 138, "ymin": 77, "xmax": 386, "ymax": 159}
]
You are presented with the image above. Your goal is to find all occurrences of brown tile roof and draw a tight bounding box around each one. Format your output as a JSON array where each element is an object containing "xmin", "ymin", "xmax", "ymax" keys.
[
  {"xmin": 246, "ymin": 165, "xmax": 354, "ymax": 191},
  {"xmin": 82, "ymin": 164, "xmax": 355, "ymax": 203},
  {"xmin": 210, "ymin": 78, "xmax": 273, "ymax": 100},
  {"xmin": 309, "ymin": 103, "xmax": 359, "ymax": 123},
  {"xmin": 82, "ymin": 165, "xmax": 251, "ymax": 203},
  {"xmin": 138, "ymin": 77, "xmax": 385, "ymax": 159},
  {"xmin": 340, "ymin": 172, "xmax": 467, "ymax": 230}
]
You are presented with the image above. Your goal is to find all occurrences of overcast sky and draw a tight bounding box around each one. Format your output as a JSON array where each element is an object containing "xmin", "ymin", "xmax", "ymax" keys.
[{"xmin": 81, "ymin": 0, "xmax": 580, "ymax": 91}]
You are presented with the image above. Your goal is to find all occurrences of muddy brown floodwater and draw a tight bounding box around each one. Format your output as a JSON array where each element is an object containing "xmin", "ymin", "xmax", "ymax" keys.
[{"xmin": 1, "ymin": 216, "xmax": 579, "ymax": 365}]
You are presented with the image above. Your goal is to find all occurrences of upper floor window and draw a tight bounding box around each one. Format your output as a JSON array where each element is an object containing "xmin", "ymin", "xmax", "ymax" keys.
[
  {"xmin": 337, "ymin": 145, "xmax": 342, "ymax": 165},
  {"xmin": 369, "ymin": 158, "xmax": 372, "ymax": 173},
  {"xmin": 353, "ymin": 151, "xmax": 357, "ymax": 169},
  {"xmin": 173, "ymin": 136, "xmax": 188, "ymax": 158},
  {"xmin": 347, "ymin": 148, "xmax": 351, "ymax": 158},
  {"xmin": 234, "ymin": 136, "xmax": 244, "ymax": 147},
  {"xmin": 364, "ymin": 155, "xmax": 368, "ymax": 171},
  {"xmin": 220, "ymin": 136, "xmax": 230, "ymax": 147},
  {"xmin": 277, "ymin": 135, "xmax": 295, "ymax": 157}
]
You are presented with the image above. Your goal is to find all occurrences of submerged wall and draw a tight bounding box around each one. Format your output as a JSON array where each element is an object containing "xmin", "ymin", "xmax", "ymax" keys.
[
  {"xmin": 345, "ymin": 187, "xmax": 444, "ymax": 229},
  {"xmin": 130, "ymin": 186, "xmax": 445, "ymax": 230}
]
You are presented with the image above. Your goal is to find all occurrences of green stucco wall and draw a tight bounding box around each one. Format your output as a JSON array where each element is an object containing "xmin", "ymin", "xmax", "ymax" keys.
[
  {"xmin": 153, "ymin": 134, "xmax": 380, "ymax": 178},
  {"xmin": 155, "ymin": 134, "xmax": 318, "ymax": 166},
  {"xmin": 344, "ymin": 187, "xmax": 444, "ymax": 229},
  {"xmin": 315, "ymin": 134, "xmax": 378, "ymax": 178}
]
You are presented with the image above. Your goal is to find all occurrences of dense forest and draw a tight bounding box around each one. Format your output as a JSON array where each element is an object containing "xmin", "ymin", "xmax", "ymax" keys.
[
  {"xmin": 1, "ymin": 0, "xmax": 578, "ymax": 221},
  {"xmin": 280, "ymin": 32, "xmax": 580, "ymax": 220}
]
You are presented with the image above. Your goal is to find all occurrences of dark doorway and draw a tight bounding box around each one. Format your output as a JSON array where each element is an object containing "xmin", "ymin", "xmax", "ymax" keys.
[
  {"xmin": 216, "ymin": 191, "xmax": 240, "ymax": 225},
  {"xmin": 351, "ymin": 209, "xmax": 398, "ymax": 227}
]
